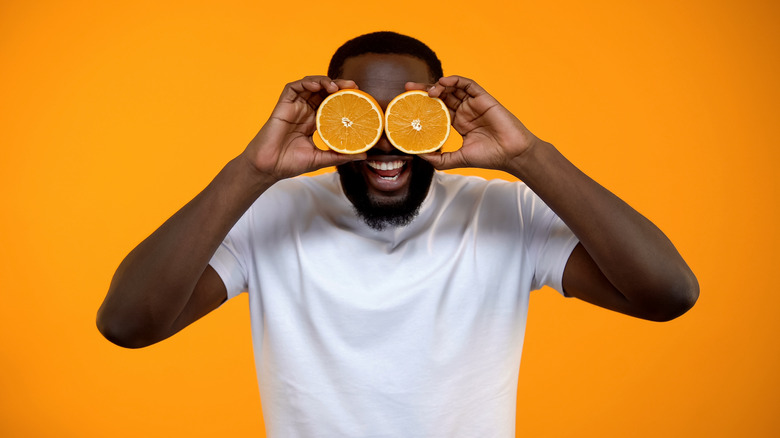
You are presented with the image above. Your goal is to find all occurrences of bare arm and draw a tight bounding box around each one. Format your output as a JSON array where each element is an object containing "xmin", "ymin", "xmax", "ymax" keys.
[
  {"xmin": 510, "ymin": 141, "xmax": 698, "ymax": 321},
  {"xmin": 97, "ymin": 157, "xmax": 271, "ymax": 348},
  {"xmin": 97, "ymin": 77, "xmax": 363, "ymax": 348},
  {"xmin": 423, "ymin": 76, "xmax": 698, "ymax": 321}
]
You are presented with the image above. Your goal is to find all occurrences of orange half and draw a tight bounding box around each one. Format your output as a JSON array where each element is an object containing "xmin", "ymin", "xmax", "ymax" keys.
[
  {"xmin": 316, "ymin": 89, "xmax": 384, "ymax": 154},
  {"xmin": 384, "ymin": 90, "xmax": 451, "ymax": 154}
]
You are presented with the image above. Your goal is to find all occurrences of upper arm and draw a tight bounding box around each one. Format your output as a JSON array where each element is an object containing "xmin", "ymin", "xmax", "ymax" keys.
[
  {"xmin": 166, "ymin": 265, "xmax": 229, "ymax": 340},
  {"xmin": 561, "ymin": 243, "xmax": 698, "ymax": 321},
  {"xmin": 561, "ymin": 243, "xmax": 646, "ymax": 319},
  {"xmin": 97, "ymin": 265, "xmax": 228, "ymax": 349}
]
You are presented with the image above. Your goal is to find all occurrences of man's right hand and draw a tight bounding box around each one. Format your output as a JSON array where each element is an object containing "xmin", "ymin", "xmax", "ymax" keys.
[{"xmin": 242, "ymin": 76, "xmax": 367, "ymax": 183}]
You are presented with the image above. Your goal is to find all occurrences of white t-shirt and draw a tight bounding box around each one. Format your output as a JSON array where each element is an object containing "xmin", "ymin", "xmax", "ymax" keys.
[{"xmin": 209, "ymin": 171, "xmax": 579, "ymax": 438}]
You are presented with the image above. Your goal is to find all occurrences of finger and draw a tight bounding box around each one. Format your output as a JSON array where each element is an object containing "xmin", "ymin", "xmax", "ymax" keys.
[
  {"xmin": 282, "ymin": 76, "xmax": 339, "ymax": 101},
  {"xmin": 313, "ymin": 150, "xmax": 368, "ymax": 169},
  {"xmin": 450, "ymin": 88, "xmax": 469, "ymax": 101},
  {"xmin": 307, "ymin": 79, "xmax": 358, "ymax": 112},
  {"xmin": 419, "ymin": 150, "xmax": 470, "ymax": 171},
  {"xmin": 277, "ymin": 77, "xmax": 330, "ymax": 105},
  {"xmin": 305, "ymin": 78, "xmax": 358, "ymax": 109},
  {"xmin": 404, "ymin": 81, "xmax": 432, "ymax": 92},
  {"xmin": 427, "ymin": 78, "xmax": 470, "ymax": 113},
  {"xmin": 427, "ymin": 76, "xmax": 465, "ymax": 97},
  {"xmin": 428, "ymin": 84, "xmax": 470, "ymax": 119},
  {"xmin": 334, "ymin": 79, "xmax": 358, "ymax": 90},
  {"xmin": 439, "ymin": 91, "xmax": 465, "ymax": 114},
  {"xmin": 433, "ymin": 75, "xmax": 487, "ymax": 99},
  {"xmin": 299, "ymin": 76, "xmax": 339, "ymax": 94},
  {"xmin": 296, "ymin": 77, "xmax": 357, "ymax": 94},
  {"xmin": 292, "ymin": 77, "xmax": 356, "ymax": 112}
]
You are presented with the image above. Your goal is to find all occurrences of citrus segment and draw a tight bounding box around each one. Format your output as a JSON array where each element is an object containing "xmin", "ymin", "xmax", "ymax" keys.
[
  {"xmin": 384, "ymin": 90, "xmax": 451, "ymax": 154},
  {"xmin": 316, "ymin": 89, "xmax": 384, "ymax": 154}
]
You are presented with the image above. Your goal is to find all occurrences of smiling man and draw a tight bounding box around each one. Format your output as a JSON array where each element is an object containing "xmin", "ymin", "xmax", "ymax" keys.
[
  {"xmin": 97, "ymin": 32, "xmax": 698, "ymax": 437},
  {"xmin": 333, "ymin": 50, "xmax": 438, "ymax": 230}
]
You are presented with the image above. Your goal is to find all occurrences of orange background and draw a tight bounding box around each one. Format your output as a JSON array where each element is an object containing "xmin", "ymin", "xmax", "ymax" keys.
[{"xmin": 2, "ymin": 0, "xmax": 778, "ymax": 436}]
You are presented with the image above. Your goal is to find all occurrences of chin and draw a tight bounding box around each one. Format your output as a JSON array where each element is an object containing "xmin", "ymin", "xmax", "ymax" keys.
[{"xmin": 336, "ymin": 156, "xmax": 435, "ymax": 230}]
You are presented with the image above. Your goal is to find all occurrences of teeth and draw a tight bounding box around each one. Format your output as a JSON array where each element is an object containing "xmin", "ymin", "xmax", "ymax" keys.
[
  {"xmin": 380, "ymin": 174, "xmax": 400, "ymax": 181},
  {"xmin": 367, "ymin": 160, "xmax": 405, "ymax": 171}
]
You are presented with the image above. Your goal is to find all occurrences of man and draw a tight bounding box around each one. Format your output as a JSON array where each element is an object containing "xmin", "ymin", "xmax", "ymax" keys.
[{"xmin": 97, "ymin": 32, "xmax": 698, "ymax": 437}]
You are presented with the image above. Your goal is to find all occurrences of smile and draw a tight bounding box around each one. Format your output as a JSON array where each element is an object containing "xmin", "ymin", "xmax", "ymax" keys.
[
  {"xmin": 367, "ymin": 160, "xmax": 405, "ymax": 171},
  {"xmin": 366, "ymin": 160, "xmax": 407, "ymax": 180}
]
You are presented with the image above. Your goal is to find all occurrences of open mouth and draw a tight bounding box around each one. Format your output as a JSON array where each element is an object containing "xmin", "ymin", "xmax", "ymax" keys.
[
  {"xmin": 366, "ymin": 159, "xmax": 407, "ymax": 181},
  {"xmin": 361, "ymin": 156, "xmax": 413, "ymax": 194}
]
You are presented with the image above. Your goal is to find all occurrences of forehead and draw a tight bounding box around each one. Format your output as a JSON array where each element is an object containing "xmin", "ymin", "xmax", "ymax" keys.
[{"xmin": 339, "ymin": 53, "xmax": 432, "ymax": 108}]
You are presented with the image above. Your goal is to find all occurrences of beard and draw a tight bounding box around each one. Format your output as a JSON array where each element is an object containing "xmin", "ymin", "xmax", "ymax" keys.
[{"xmin": 336, "ymin": 156, "xmax": 435, "ymax": 231}]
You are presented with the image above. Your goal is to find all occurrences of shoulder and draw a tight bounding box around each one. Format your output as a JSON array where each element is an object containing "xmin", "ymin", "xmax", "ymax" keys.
[
  {"xmin": 264, "ymin": 172, "xmax": 340, "ymax": 197},
  {"xmin": 433, "ymin": 172, "xmax": 530, "ymax": 207},
  {"xmin": 241, "ymin": 172, "xmax": 348, "ymax": 227},
  {"xmin": 252, "ymin": 172, "xmax": 343, "ymax": 209},
  {"xmin": 432, "ymin": 172, "xmax": 558, "ymax": 226},
  {"xmin": 434, "ymin": 172, "xmax": 516, "ymax": 194},
  {"xmin": 426, "ymin": 173, "xmax": 521, "ymax": 228}
]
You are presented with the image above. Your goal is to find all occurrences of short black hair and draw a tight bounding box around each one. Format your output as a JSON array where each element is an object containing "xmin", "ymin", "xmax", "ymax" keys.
[{"xmin": 327, "ymin": 31, "xmax": 443, "ymax": 81}]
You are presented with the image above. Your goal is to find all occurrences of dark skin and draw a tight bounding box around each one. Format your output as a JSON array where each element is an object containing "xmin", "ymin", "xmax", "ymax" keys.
[
  {"xmin": 421, "ymin": 74, "xmax": 699, "ymax": 320},
  {"xmin": 97, "ymin": 53, "xmax": 698, "ymax": 348}
]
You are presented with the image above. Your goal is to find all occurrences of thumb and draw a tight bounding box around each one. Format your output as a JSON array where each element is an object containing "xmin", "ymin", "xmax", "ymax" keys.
[
  {"xmin": 314, "ymin": 150, "xmax": 367, "ymax": 169},
  {"xmin": 419, "ymin": 150, "xmax": 468, "ymax": 171}
]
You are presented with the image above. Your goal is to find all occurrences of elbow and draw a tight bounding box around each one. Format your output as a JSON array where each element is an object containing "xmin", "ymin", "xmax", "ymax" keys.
[
  {"xmin": 642, "ymin": 270, "xmax": 700, "ymax": 322},
  {"xmin": 96, "ymin": 305, "xmax": 159, "ymax": 349}
]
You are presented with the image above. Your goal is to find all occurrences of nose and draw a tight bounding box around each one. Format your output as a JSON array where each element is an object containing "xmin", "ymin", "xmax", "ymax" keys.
[{"xmin": 370, "ymin": 133, "xmax": 397, "ymax": 154}]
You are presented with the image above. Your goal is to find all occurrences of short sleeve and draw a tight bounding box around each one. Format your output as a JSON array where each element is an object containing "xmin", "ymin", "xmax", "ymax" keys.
[
  {"xmin": 518, "ymin": 184, "xmax": 580, "ymax": 294},
  {"xmin": 209, "ymin": 213, "xmax": 250, "ymax": 300}
]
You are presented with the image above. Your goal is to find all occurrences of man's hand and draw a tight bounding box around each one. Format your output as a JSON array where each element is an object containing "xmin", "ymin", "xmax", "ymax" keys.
[
  {"xmin": 414, "ymin": 75, "xmax": 541, "ymax": 174},
  {"xmin": 243, "ymin": 76, "xmax": 367, "ymax": 182}
]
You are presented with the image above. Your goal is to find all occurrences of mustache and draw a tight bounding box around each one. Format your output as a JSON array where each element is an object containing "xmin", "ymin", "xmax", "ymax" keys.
[{"xmin": 365, "ymin": 148, "xmax": 411, "ymax": 157}]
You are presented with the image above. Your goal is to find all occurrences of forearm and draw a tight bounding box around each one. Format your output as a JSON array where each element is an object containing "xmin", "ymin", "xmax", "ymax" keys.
[
  {"xmin": 508, "ymin": 140, "xmax": 698, "ymax": 310},
  {"xmin": 98, "ymin": 156, "xmax": 274, "ymax": 344},
  {"xmin": 423, "ymin": 74, "xmax": 697, "ymax": 319}
]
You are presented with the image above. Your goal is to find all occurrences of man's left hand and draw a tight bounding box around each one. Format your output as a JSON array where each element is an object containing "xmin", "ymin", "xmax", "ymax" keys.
[{"xmin": 413, "ymin": 75, "xmax": 541, "ymax": 174}]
